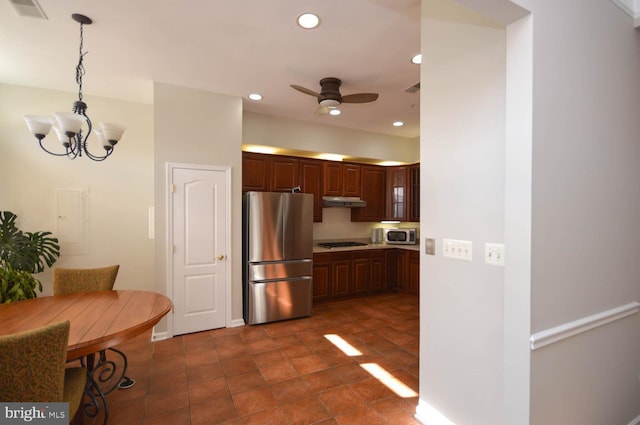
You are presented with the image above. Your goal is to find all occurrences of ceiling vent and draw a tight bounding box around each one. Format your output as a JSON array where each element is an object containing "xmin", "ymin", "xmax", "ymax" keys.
[
  {"xmin": 9, "ymin": 0, "xmax": 47, "ymax": 19},
  {"xmin": 405, "ymin": 82, "xmax": 420, "ymax": 94}
]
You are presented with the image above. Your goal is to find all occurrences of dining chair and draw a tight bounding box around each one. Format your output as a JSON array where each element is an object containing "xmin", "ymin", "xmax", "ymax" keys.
[
  {"xmin": 52, "ymin": 265, "xmax": 135, "ymax": 390},
  {"xmin": 0, "ymin": 320, "xmax": 86, "ymax": 422}
]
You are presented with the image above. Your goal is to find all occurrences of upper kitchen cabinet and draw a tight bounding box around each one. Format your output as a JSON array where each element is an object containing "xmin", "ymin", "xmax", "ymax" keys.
[
  {"xmin": 270, "ymin": 155, "xmax": 300, "ymax": 192},
  {"xmin": 323, "ymin": 162, "xmax": 361, "ymax": 197},
  {"xmin": 352, "ymin": 165, "xmax": 386, "ymax": 222},
  {"xmin": 386, "ymin": 166, "xmax": 407, "ymax": 222},
  {"xmin": 299, "ymin": 158, "xmax": 323, "ymax": 222},
  {"xmin": 242, "ymin": 152, "xmax": 300, "ymax": 193},
  {"xmin": 408, "ymin": 163, "xmax": 420, "ymax": 222},
  {"xmin": 242, "ymin": 152, "xmax": 270, "ymax": 192}
]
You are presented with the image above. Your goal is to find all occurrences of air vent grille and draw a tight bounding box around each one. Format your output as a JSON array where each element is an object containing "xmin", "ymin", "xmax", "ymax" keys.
[
  {"xmin": 9, "ymin": 0, "xmax": 47, "ymax": 19},
  {"xmin": 405, "ymin": 82, "xmax": 420, "ymax": 94}
]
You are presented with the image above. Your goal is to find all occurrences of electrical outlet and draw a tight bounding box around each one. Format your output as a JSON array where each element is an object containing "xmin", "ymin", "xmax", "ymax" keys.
[
  {"xmin": 485, "ymin": 243, "xmax": 505, "ymax": 266},
  {"xmin": 443, "ymin": 239, "xmax": 472, "ymax": 261}
]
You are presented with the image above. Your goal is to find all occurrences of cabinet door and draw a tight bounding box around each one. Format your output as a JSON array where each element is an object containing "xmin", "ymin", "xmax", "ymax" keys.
[
  {"xmin": 369, "ymin": 250, "xmax": 387, "ymax": 293},
  {"xmin": 323, "ymin": 162, "xmax": 343, "ymax": 196},
  {"xmin": 342, "ymin": 163, "xmax": 361, "ymax": 197},
  {"xmin": 408, "ymin": 251, "xmax": 420, "ymax": 296},
  {"xmin": 408, "ymin": 164, "xmax": 420, "ymax": 222},
  {"xmin": 242, "ymin": 152, "xmax": 270, "ymax": 192},
  {"xmin": 352, "ymin": 251, "xmax": 370, "ymax": 296},
  {"xmin": 385, "ymin": 249, "xmax": 397, "ymax": 289},
  {"xmin": 396, "ymin": 250, "xmax": 409, "ymax": 291},
  {"xmin": 312, "ymin": 253, "xmax": 332, "ymax": 302},
  {"xmin": 387, "ymin": 166, "xmax": 407, "ymax": 222},
  {"xmin": 332, "ymin": 252, "xmax": 352, "ymax": 297},
  {"xmin": 299, "ymin": 159, "xmax": 323, "ymax": 222},
  {"xmin": 352, "ymin": 165, "xmax": 386, "ymax": 222},
  {"xmin": 270, "ymin": 155, "xmax": 300, "ymax": 192}
]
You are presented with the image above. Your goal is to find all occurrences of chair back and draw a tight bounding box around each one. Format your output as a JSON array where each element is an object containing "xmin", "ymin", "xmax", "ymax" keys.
[
  {"xmin": 0, "ymin": 321, "xmax": 70, "ymax": 402},
  {"xmin": 52, "ymin": 265, "xmax": 120, "ymax": 296}
]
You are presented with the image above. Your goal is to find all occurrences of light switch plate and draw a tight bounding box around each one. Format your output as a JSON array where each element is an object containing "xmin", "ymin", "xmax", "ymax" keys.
[
  {"xmin": 443, "ymin": 239, "xmax": 472, "ymax": 261},
  {"xmin": 425, "ymin": 238, "xmax": 435, "ymax": 255},
  {"xmin": 485, "ymin": 243, "xmax": 505, "ymax": 266}
]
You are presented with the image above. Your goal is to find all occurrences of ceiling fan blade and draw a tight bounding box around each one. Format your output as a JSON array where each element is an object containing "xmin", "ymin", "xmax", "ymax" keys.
[
  {"xmin": 291, "ymin": 85, "xmax": 321, "ymax": 98},
  {"xmin": 341, "ymin": 93, "xmax": 379, "ymax": 103}
]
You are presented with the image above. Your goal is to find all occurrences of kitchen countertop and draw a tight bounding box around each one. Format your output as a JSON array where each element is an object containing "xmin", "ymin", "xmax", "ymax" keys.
[{"xmin": 313, "ymin": 240, "xmax": 420, "ymax": 253}]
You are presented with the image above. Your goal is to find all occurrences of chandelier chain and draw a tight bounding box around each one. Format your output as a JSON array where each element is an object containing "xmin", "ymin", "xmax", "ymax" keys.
[{"xmin": 75, "ymin": 22, "xmax": 88, "ymax": 102}]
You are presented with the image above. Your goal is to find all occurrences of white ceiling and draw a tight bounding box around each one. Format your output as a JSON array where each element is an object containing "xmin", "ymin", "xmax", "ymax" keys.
[{"xmin": 0, "ymin": 0, "xmax": 421, "ymax": 138}]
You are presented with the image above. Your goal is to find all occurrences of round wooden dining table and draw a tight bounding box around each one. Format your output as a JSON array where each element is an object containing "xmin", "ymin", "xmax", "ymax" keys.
[{"xmin": 0, "ymin": 290, "xmax": 173, "ymax": 360}]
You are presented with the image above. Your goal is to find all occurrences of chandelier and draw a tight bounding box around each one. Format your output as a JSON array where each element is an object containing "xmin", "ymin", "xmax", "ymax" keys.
[{"xmin": 23, "ymin": 14, "xmax": 125, "ymax": 161}]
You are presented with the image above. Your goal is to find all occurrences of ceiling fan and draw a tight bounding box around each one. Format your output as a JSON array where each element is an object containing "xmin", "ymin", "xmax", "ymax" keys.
[{"xmin": 290, "ymin": 77, "xmax": 379, "ymax": 115}]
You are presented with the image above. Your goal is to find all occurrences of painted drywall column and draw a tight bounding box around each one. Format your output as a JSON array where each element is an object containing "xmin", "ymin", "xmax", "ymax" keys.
[
  {"xmin": 526, "ymin": 1, "xmax": 640, "ymax": 423},
  {"xmin": 0, "ymin": 83, "xmax": 154, "ymax": 293},
  {"xmin": 503, "ymin": 13, "xmax": 533, "ymax": 425},
  {"xmin": 417, "ymin": 1, "xmax": 507, "ymax": 424},
  {"xmin": 153, "ymin": 82, "xmax": 243, "ymax": 331}
]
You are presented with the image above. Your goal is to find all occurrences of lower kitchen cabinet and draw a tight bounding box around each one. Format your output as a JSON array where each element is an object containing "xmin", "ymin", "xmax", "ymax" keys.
[
  {"xmin": 312, "ymin": 253, "xmax": 332, "ymax": 302},
  {"xmin": 312, "ymin": 248, "xmax": 411, "ymax": 304}
]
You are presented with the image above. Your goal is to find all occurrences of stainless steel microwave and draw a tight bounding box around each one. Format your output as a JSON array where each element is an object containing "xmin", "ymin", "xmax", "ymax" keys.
[{"xmin": 385, "ymin": 228, "xmax": 417, "ymax": 245}]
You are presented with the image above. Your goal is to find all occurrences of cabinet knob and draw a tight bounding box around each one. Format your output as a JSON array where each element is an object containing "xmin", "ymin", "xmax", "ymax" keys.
[{"xmin": 216, "ymin": 254, "xmax": 226, "ymax": 260}]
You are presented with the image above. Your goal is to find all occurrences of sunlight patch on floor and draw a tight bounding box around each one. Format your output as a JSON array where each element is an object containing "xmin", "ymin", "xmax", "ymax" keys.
[
  {"xmin": 360, "ymin": 362, "xmax": 418, "ymax": 398},
  {"xmin": 324, "ymin": 334, "xmax": 363, "ymax": 356}
]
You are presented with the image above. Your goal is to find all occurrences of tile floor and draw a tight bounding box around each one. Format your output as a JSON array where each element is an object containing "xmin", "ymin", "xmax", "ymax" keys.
[{"xmin": 85, "ymin": 293, "xmax": 420, "ymax": 425}]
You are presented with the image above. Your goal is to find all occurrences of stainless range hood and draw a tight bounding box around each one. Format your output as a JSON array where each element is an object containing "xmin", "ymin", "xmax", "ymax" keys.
[{"xmin": 322, "ymin": 196, "xmax": 367, "ymax": 208}]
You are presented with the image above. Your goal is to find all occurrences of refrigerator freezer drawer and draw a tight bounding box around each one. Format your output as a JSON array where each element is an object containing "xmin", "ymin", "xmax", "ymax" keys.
[
  {"xmin": 247, "ymin": 277, "xmax": 312, "ymax": 325},
  {"xmin": 249, "ymin": 260, "xmax": 313, "ymax": 281}
]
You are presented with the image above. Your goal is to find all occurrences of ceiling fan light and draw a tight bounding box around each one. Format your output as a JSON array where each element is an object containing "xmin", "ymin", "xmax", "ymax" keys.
[
  {"xmin": 393, "ymin": 121, "xmax": 404, "ymax": 127},
  {"xmin": 329, "ymin": 109, "xmax": 341, "ymax": 116},
  {"xmin": 320, "ymin": 98, "xmax": 340, "ymax": 107},
  {"xmin": 297, "ymin": 13, "xmax": 320, "ymax": 29},
  {"xmin": 24, "ymin": 115, "xmax": 53, "ymax": 138},
  {"xmin": 53, "ymin": 112, "xmax": 84, "ymax": 135}
]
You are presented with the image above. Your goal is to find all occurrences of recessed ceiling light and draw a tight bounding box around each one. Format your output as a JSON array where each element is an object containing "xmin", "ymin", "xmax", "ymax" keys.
[
  {"xmin": 329, "ymin": 109, "xmax": 341, "ymax": 116},
  {"xmin": 393, "ymin": 121, "xmax": 404, "ymax": 127},
  {"xmin": 411, "ymin": 54, "xmax": 422, "ymax": 65},
  {"xmin": 297, "ymin": 13, "xmax": 320, "ymax": 29},
  {"xmin": 248, "ymin": 93, "xmax": 263, "ymax": 101}
]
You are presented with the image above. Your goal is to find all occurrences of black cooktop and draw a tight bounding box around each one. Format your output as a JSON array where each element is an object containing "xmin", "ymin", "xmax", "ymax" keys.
[{"xmin": 318, "ymin": 241, "xmax": 368, "ymax": 249}]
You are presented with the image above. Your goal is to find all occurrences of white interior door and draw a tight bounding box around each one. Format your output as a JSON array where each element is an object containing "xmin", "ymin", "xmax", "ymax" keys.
[{"xmin": 170, "ymin": 164, "xmax": 229, "ymax": 335}]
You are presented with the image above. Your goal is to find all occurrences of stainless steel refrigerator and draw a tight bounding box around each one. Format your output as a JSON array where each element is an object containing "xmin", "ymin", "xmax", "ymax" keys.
[{"xmin": 243, "ymin": 191, "xmax": 314, "ymax": 325}]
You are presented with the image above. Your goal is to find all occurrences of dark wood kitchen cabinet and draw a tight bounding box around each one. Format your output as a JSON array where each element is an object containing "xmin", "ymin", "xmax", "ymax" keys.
[
  {"xmin": 396, "ymin": 249, "xmax": 409, "ymax": 292},
  {"xmin": 270, "ymin": 155, "xmax": 299, "ymax": 192},
  {"xmin": 242, "ymin": 152, "xmax": 270, "ymax": 192},
  {"xmin": 323, "ymin": 162, "xmax": 361, "ymax": 197},
  {"xmin": 386, "ymin": 166, "xmax": 407, "ymax": 222},
  {"xmin": 351, "ymin": 165, "xmax": 386, "ymax": 222},
  {"xmin": 331, "ymin": 252, "xmax": 352, "ymax": 298},
  {"xmin": 369, "ymin": 249, "xmax": 387, "ymax": 293},
  {"xmin": 312, "ymin": 253, "xmax": 332, "ymax": 302},
  {"xmin": 352, "ymin": 251, "xmax": 370, "ymax": 296},
  {"xmin": 408, "ymin": 163, "xmax": 420, "ymax": 222},
  {"xmin": 299, "ymin": 159, "xmax": 323, "ymax": 222},
  {"xmin": 408, "ymin": 250, "xmax": 420, "ymax": 296}
]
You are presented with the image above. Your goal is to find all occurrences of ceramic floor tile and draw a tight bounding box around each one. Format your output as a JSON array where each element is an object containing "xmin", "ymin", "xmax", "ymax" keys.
[{"xmin": 103, "ymin": 293, "xmax": 419, "ymax": 425}]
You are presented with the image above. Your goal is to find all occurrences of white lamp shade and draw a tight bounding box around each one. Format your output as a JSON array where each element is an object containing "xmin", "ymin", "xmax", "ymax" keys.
[
  {"xmin": 94, "ymin": 129, "xmax": 111, "ymax": 147},
  {"xmin": 53, "ymin": 112, "xmax": 84, "ymax": 134},
  {"xmin": 53, "ymin": 126, "xmax": 70, "ymax": 145},
  {"xmin": 23, "ymin": 115, "xmax": 53, "ymax": 136},
  {"xmin": 100, "ymin": 122, "xmax": 125, "ymax": 142},
  {"xmin": 319, "ymin": 98, "xmax": 340, "ymax": 107}
]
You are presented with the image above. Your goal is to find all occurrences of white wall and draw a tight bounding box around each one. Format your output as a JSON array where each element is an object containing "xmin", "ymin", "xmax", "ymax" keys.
[
  {"xmin": 153, "ymin": 82, "xmax": 243, "ymax": 327},
  {"xmin": 418, "ymin": 2, "xmax": 507, "ymax": 424},
  {"xmin": 526, "ymin": 0, "xmax": 640, "ymax": 423},
  {"xmin": 418, "ymin": 0, "xmax": 640, "ymax": 424},
  {"xmin": 244, "ymin": 111, "xmax": 420, "ymax": 163},
  {"xmin": 0, "ymin": 83, "xmax": 154, "ymax": 294}
]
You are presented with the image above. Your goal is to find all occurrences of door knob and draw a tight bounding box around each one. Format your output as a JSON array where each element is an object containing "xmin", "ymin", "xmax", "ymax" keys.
[{"xmin": 216, "ymin": 255, "xmax": 226, "ymax": 260}]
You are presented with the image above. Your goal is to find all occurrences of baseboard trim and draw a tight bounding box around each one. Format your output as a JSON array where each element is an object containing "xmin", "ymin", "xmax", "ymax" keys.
[
  {"xmin": 530, "ymin": 301, "xmax": 640, "ymax": 350},
  {"xmin": 229, "ymin": 318, "xmax": 246, "ymax": 328},
  {"xmin": 414, "ymin": 399, "xmax": 457, "ymax": 425},
  {"xmin": 151, "ymin": 329, "xmax": 170, "ymax": 341}
]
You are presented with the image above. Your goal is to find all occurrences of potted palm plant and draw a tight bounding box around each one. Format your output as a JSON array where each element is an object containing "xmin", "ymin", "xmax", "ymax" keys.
[{"xmin": 0, "ymin": 211, "xmax": 60, "ymax": 303}]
